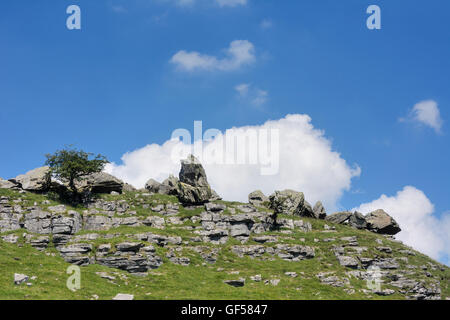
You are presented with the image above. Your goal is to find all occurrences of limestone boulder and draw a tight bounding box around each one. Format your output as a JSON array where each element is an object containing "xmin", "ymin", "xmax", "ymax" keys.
[
  {"xmin": 179, "ymin": 154, "xmax": 209, "ymax": 188},
  {"xmin": 325, "ymin": 211, "xmax": 352, "ymax": 224},
  {"xmin": 78, "ymin": 172, "xmax": 124, "ymax": 194},
  {"xmin": 248, "ymin": 190, "xmax": 268, "ymax": 207},
  {"xmin": 11, "ymin": 167, "xmax": 51, "ymax": 192},
  {"xmin": 0, "ymin": 178, "xmax": 19, "ymax": 190},
  {"xmin": 269, "ymin": 190, "xmax": 314, "ymax": 217},
  {"xmin": 313, "ymin": 201, "xmax": 327, "ymax": 219},
  {"xmin": 365, "ymin": 209, "xmax": 401, "ymax": 235}
]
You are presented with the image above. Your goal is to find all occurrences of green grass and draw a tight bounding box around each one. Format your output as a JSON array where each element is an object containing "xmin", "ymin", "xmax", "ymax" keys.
[{"xmin": 0, "ymin": 188, "xmax": 448, "ymax": 300}]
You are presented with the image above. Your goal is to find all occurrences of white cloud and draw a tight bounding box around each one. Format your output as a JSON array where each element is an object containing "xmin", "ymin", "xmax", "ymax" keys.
[
  {"xmin": 353, "ymin": 186, "xmax": 450, "ymax": 265},
  {"xmin": 170, "ymin": 40, "xmax": 255, "ymax": 72},
  {"xmin": 260, "ymin": 19, "xmax": 273, "ymax": 29},
  {"xmin": 110, "ymin": 5, "xmax": 127, "ymax": 13},
  {"xmin": 235, "ymin": 83, "xmax": 250, "ymax": 96},
  {"xmin": 161, "ymin": 0, "xmax": 246, "ymax": 8},
  {"xmin": 400, "ymin": 100, "xmax": 443, "ymax": 133},
  {"xmin": 105, "ymin": 114, "xmax": 360, "ymax": 210},
  {"xmin": 235, "ymin": 83, "xmax": 268, "ymax": 107},
  {"xmin": 252, "ymin": 89, "xmax": 268, "ymax": 106},
  {"xmin": 215, "ymin": 0, "xmax": 247, "ymax": 7}
]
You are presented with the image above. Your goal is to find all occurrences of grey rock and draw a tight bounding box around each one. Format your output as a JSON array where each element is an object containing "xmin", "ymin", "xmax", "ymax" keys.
[
  {"xmin": 83, "ymin": 215, "xmax": 112, "ymax": 231},
  {"xmin": 29, "ymin": 236, "xmax": 50, "ymax": 250},
  {"xmin": 159, "ymin": 175, "xmax": 180, "ymax": 195},
  {"xmin": 313, "ymin": 201, "xmax": 327, "ymax": 219},
  {"xmin": 224, "ymin": 278, "xmax": 245, "ymax": 287},
  {"xmin": 374, "ymin": 289, "xmax": 395, "ymax": 296},
  {"xmin": 248, "ymin": 190, "xmax": 268, "ymax": 207},
  {"xmin": 112, "ymin": 294, "xmax": 134, "ymax": 300},
  {"xmin": 348, "ymin": 211, "xmax": 367, "ymax": 229},
  {"xmin": 116, "ymin": 242, "xmax": 143, "ymax": 252},
  {"xmin": 179, "ymin": 154, "xmax": 209, "ymax": 188},
  {"xmin": 74, "ymin": 172, "xmax": 124, "ymax": 194},
  {"xmin": 325, "ymin": 211, "xmax": 352, "ymax": 224},
  {"xmin": 14, "ymin": 273, "xmax": 29, "ymax": 285},
  {"xmin": 269, "ymin": 190, "xmax": 307, "ymax": 216},
  {"xmin": 365, "ymin": 209, "xmax": 401, "ymax": 235},
  {"xmin": 12, "ymin": 167, "xmax": 50, "ymax": 191},
  {"xmin": 377, "ymin": 246, "xmax": 393, "ymax": 254},
  {"xmin": 169, "ymin": 257, "xmax": 190, "ymax": 266},
  {"xmin": 337, "ymin": 255, "xmax": 359, "ymax": 269},
  {"xmin": 205, "ymin": 202, "xmax": 226, "ymax": 212},
  {"xmin": 253, "ymin": 235, "xmax": 278, "ymax": 243},
  {"xmin": 177, "ymin": 182, "xmax": 211, "ymax": 205},
  {"xmin": 230, "ymin": 224, "xmax": 250, "ymax": 237},
  {"xmin": 250, "ymin": 274, "xmax": 262, "ymax": 282},
  {"xmin": 144, "ymin": 178, "xmax": 162, "ymax": 193},
  {"xmin": 2, "ymin": 234, "xmax": 19, "ymax": 244},
  {"xmin": 285, "ymin": 272, "xmax": 298, "ymax": 278},
  {"xmin": 0, "ymin": 178, "xmax": 19, "ymax": 190}
]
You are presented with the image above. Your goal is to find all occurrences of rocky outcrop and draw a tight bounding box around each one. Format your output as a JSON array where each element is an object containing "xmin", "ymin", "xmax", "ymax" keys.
[
  {"xmin": 313, "ymin": 201, "xmax": 327, "ymax": 219},
  {"xmin": 365, "ymin": 209, "xmax": 401, "ymax": 235},
  {"xmin": 177, "ymin": 155, "xmax": 213, "ymax": 205},
  {"xmin": 179, "ymin": 155, "xmax": 209, "ymax": 188},
  {"xmin": 74, "ymin": 172, "xmax": 125, "ymax": 194},
  {"xmin": 325, "ymin": 209, "xmax": 401, "ymax": 235},
  {"xmin": 268, "ymin": 190, "xmax": 314, "ymax": 217},
  {"xmin": 10, "ymin": 167, "xmax": 50, "ymax": 192},
  {"xmin": 0, "ymin": 178, "xmax": 19, "ymax": 190},
  {"xmin": 248, "ymin": 190, "xmax": 268, "ymax": 207},
  {"xmin": 145, "ymin": 155, "xmax": 219, "ymax": 205},
  {"xmin": 144, "ymin": 179, "xmax": 162, "ymax": 193}
]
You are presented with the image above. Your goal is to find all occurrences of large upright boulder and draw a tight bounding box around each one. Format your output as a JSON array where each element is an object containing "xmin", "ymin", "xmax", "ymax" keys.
[
  {"xmin": 268, "ymin": 190, "xmax": 314, "ymax": 217},
  {"xmin": 365, "ymin": 209, "xmax": 401, "ymax": 235},
  {"xmin": 177, "ymin": 155, "xmax": 212, "ymax": 204},
  {"xmin": 179, "ymin": 155, "xmax": 209, "ymax": 188},
  {"xmin": 313, "ymin": 201, "xmax": 327, "ymax": 219},
  {"xmin": 11, "ymin": 167, "xmax": 51, "ymax": 192},
  {"xmin": 144, "ymin": 156, "xmax": 220, "ymax": 204}
]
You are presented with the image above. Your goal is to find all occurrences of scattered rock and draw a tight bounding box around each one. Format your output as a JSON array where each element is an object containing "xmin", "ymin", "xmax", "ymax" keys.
[
  {"xmin": 112, "ymin": 293, "xmax": 134, "ymax": 300},
  {"xmin": 224, "ymin": 278, "xmax": 245, "ymax": 287},
  {"xmin": 250, "ymin": 275, "xmax": 262, "ymax": 282},
  {"xmin": 337, "ymin": 256, "xmax": 359, "ymax": 269},
  {"xmin": 14, "ymin": 273, "xmax": 29, "ymax": 285}
]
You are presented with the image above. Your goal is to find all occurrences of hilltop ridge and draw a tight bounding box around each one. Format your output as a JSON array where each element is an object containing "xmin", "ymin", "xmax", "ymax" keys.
[{"xmin": 0, "ymin": 156, "xmax": 448, "ymax": 300}]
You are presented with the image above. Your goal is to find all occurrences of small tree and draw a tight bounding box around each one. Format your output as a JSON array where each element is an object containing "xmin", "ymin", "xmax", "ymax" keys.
[{"xmin": 45, "ymin": 146, "xmax": 109, "ymax": 195}]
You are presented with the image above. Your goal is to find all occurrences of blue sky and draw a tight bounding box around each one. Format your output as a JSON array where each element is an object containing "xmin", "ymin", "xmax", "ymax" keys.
[{"xmin": 0, "ymin": 0, "xmax": 449, "ymax": 263}]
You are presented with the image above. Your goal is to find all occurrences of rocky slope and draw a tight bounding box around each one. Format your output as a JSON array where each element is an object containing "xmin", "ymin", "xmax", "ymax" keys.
[{"xmin": 0, "ymin": 156, "xmax": 448, "ymax": 300}]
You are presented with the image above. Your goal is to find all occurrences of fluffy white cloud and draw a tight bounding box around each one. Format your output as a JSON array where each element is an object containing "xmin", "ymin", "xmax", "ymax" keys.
[
  {"xmin": 353, "ymin": 186, "xmax": 450, "ymax": 264},
  {"xmin": 170, "ymin": 40, "xmax": 255, "ymax": 72},
  {"xmin": 105, "ymin": 114, "xmax": 360, "ymax": 211},
  {"xmin": 400, "ymin": 100, "xmax": 443, "ymax": 133}
]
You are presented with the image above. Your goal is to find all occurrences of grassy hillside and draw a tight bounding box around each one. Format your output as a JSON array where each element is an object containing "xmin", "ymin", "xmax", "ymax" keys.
[{"xmin": 0, "ymin": 189, "xmax": 448, "ymax": 300}]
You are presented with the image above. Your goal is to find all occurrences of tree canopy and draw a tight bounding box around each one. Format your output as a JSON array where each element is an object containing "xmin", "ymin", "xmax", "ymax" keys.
[{"xmin": 45, "ymin": 147, "xmax": 109, "ymax": 194}]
